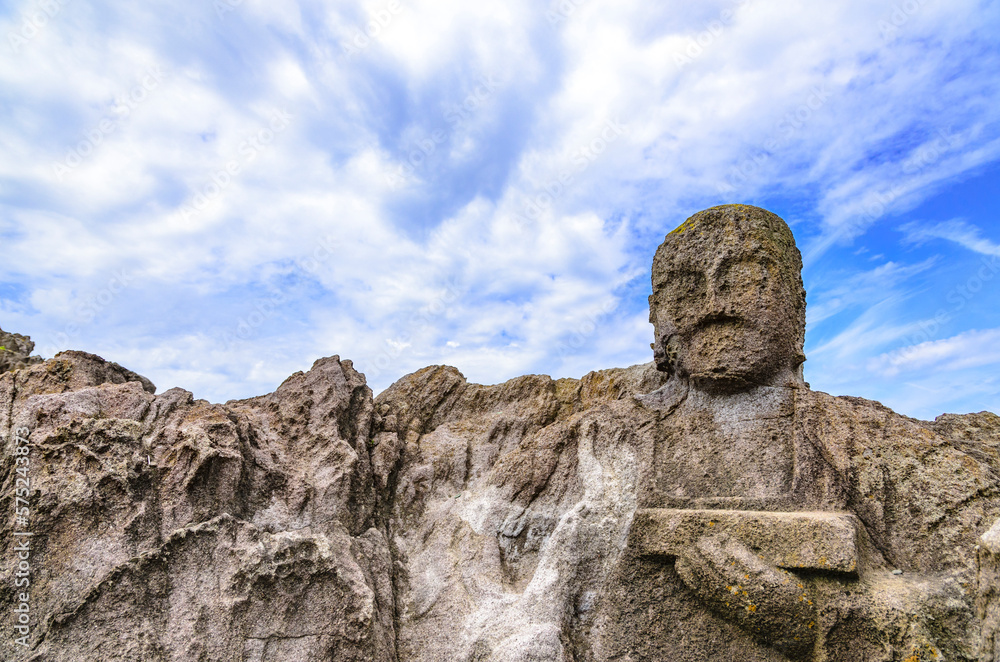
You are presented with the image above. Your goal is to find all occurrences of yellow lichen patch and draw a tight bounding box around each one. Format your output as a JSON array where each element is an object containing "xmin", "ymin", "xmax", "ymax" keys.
[
  {"xmin": 746, "ymin": 604, "xmax": 757, "ymax": 614},
  {"xmin": 668, "ymin": 218, "xmax": 699, "ymax": 235}
]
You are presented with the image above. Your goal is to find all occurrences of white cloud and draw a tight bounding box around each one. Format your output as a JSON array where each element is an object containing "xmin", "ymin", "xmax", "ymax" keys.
[
  {"xmin": 869, "ymin": 328, "xmax": 1000, "ymax": 378},
  {"xmin": 806, "ymin": 257, "xmax": 937, "ymax": 326},
  {"xmin": 901, "ymin": 219, "xmax": 1000, "ymax": 257},
  {"xmin": 807, "ymin": 300, "xmax": 928, "ymax": 366}
]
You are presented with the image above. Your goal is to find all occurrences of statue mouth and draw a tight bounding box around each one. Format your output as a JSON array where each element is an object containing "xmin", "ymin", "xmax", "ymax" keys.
[
  {"xmin": 684, "ymin": 316, "xmax": 764, "ymax": 391},
  {"xmin": 694, "ymin": 311, "xmax": 744, "ymax": 328},
  {"xmin": 688, "ymin": 315, "xmax": 752, "ymax": 351}
]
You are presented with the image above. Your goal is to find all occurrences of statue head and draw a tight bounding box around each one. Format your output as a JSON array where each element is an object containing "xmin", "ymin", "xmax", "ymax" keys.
[{"xmin": 649, "ymin": 204, "xmax": 806, "ymax": 393}]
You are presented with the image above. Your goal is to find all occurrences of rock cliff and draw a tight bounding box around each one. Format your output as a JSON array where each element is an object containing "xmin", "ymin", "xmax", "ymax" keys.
[{"xmin": 2, "ymin": 205, "xmax": 999, "ymax": 661}]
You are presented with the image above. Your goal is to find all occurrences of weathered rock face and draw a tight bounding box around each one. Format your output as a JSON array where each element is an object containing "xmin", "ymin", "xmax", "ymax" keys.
[
  {"xmin": 0, "ymin": 327, "xmax": 43, "ymax": 374},
  {"xmin": 980, "ymin": 519, "xmax": 1000, "ymax": 662},
  {"xmin": 1, "ymin": 351, "xmax": 397, "ymax": 661},
  {"xmin": 2, "ymin": 205, "xmax": 999, "ymax": 661},
  {"xmin": 373, "ymin": 363, "xmax": 668, "ymax": 661}
]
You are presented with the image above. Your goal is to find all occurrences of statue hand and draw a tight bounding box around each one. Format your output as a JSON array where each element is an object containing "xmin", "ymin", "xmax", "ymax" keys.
[{"xmin": 676, "ymin": 533, "xmax": 817, "ymax": 659}]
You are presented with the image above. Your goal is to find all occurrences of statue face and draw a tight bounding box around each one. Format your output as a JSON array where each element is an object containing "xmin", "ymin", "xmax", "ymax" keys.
[{"xmin": 649, "ymin": 206, "xmax": 806, "ymax": 393}]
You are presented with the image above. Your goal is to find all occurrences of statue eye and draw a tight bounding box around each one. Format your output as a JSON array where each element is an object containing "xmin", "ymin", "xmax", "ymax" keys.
[
  {"xmin": 715, "ymin": 260, "xmax": 770, "ymax": 291},
  {"xmin": 670, "ymin": 270, "xmax": 706, "ymax": 297}
]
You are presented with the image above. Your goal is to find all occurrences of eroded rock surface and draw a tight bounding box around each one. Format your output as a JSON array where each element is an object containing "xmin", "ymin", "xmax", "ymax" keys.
[
  {"xmin": 0, "ymin": 327, "xmax": 43, "ymax": 374},
  {"xmin": 980, "ymin": 519, "xmax": 1000, "ymax": 662},
  {"xmin": 1, "ymin": 352, "xmax": 396, "ymax": 661},
  {"xmin": 2, "ymin": 205, "xmax": 999, "ymax": 661}
]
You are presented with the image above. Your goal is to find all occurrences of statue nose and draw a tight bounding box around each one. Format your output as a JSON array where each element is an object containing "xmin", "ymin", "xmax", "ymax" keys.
[
  {"xmin": 702, "ymin": 279, "xmax": 734, "ymax": 319},
  {"xmin": 705, "ymin": 283, "xmax": 724, "ymax": 313}
]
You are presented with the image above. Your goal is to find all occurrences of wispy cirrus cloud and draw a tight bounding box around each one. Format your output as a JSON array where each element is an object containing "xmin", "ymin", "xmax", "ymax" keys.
[
  {"xmin": 806, "ymin": 257, "xmax": 938, "ymax": 327},
  {"xmin": 901, "ymin": 219, "xmax": 1000, "ymax": 257},
  {"xmin": 868, "ymin": 328, "xmax": 1000, "ymax": 378}
]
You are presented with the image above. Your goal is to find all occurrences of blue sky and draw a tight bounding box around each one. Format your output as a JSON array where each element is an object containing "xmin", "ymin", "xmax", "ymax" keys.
[{"xmin": 1, "ymin": 0, "xmax": 998, "ymax": 420}]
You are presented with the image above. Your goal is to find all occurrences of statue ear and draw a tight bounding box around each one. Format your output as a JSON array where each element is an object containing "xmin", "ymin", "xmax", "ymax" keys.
[
  {"xmin": 636, "ymin": 376, "xmax": 688, "ymax": 414},
  {"xmin": 663, "ymin": 335, "xmax": 680, "ymax": 377}
]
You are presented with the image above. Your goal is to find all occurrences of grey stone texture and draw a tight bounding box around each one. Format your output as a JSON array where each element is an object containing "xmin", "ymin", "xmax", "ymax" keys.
[
  {"xmin": 2, "ymin": 205, "xmax": 998, "ymax": 660},
  {"xmin": 1, "ymin": 353, "xmax": 396, "ymax": 661},
  {"xmin": 630, "ymin": 509, "xmax": 862, "ymax": 573},
  {"xmin": 0, "ymin": 326, "xmax": 43, "ymax": 374}
]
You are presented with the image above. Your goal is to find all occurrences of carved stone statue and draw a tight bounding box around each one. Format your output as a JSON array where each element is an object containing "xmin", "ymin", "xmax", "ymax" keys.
[
  {"xmin": 606, "ymin": 204, "xmax": 999, "ymax": 660},
  {"xmin": 639, "ymin": 205, "xmax": 828, "ymax": 512}
]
